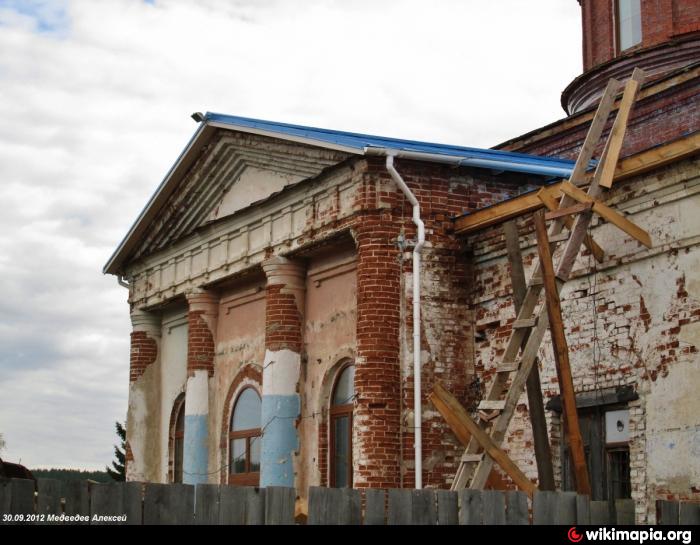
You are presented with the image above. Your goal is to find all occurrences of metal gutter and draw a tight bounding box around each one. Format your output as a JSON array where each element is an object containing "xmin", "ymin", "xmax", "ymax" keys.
[{"xmin": 364, "ymin": 147, "xmax": 575, "ymax": 179}]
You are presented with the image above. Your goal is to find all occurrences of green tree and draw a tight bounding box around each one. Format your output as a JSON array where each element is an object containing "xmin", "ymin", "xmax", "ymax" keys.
[{"xmin": 106, "ymin": 421, "xmax": 126, "ymax": 481}]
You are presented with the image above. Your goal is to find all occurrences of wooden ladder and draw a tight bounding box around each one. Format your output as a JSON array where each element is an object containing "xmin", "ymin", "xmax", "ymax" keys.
[{"xmin": 450, "ymin": 69, "xmax": 647, "ymax": 493}]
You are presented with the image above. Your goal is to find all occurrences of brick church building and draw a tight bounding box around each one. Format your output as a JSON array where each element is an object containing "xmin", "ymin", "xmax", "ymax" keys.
[{"xmin": 104, "ymin": 0, "xmax": 699, "ymax": 523}]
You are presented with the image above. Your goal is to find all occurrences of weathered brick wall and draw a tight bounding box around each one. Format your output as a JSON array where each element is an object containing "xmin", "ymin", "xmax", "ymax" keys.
[
  {"xmin": 504, "ymin": 76, "xmax": 699, "ymax": 160},
  {"xmin": 467, "ymin": 157, "xmax": 700, "ymax": 522},
  {"xmin": 354, "ymin": 158, "xmax": 537, "ymax": 489},
  {"xmin": 580, "ymin": 0, "xmax": 700, "ymax": 70},
  {"xmin": 129, "ymin": 331, "xmax": 158, "ymax": 382}
]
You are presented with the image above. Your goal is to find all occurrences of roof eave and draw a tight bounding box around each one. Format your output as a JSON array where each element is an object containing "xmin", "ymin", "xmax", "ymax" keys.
[{"xmin": 102, "ymin": 121, "xmax": 214, "ymax": 276}]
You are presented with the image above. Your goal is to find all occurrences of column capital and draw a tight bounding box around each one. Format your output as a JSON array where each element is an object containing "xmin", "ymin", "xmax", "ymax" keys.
[
  {"xmin": 261, "ymin": 256, "xmax": 306, "ymax": 289},
  {"xmin": 185, "ymin": 287, "xmax": 219, "ymax": 313},
  {"xmin": 130, "ymin": 307, "xmax": 161, "ymax": 336}
]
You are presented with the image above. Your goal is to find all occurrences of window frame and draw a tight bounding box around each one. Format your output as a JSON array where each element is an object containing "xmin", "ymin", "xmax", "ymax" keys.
[
  {"xmin": 171, "ymin": 394, "xmax": 186, "ymax": 484},
  {"xmin": 561, "ymin": 404, "xmax": 632, "ymax": 502},
  {"xmin": 329, "ymin": 363, "xmax": 354, "ymax": 488},
  {"xmin": 228, "ymin": 386, "xmax": 262, "ymax": 486},
  {"xmin": 614, "ymin": 0, "xmax": 643, "ymax": 53}
]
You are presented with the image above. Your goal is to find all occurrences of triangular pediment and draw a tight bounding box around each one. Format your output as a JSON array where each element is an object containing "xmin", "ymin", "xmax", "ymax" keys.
[
  {"xmin": 129, "ymin": 129, "xmax": 349, "ymax": 262},
  {"xmin": 207, "ymin": 165, "xmax": 302, "ymax": 222}
]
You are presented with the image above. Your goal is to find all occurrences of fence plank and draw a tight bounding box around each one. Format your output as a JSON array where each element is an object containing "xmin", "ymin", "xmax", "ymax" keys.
[
  {"xmin": 364, "ymin": 488, "xmax": 385, "ymax": 525},
  {"xmin": 657, "ymin": 500, "xmax": 679, "ymax": 526},
  {"xmin": 576, "ymin": 495, "xmax": 591, "ymax": 524},
  {"xmin": 246, "ymin": 487, "xmax": 265, "ymax": 525},
  {"xmin": 458, "ymin": 489, "xmax": 482, "ymax": 525},
  {"xmin": 436, "ymin": 490, "xmax": 458, "ymax": 525},
  {"xmin": 219, "ymin": 485, "xmax": 246, "ymax": 524},
  {"xmin": 0, "ymin": 479, "xmax": 11, "ymax": 524},
  {"xmin": 194, "ymin": 484, "xmax": 220, "ymax": 525},
  {"xmin": 307, "ymin": 487, "xmax": 323, "ymax": 525},
  {"xmin": 308, "ymin": 487, "xmax": 334, "ymax": 525},
  {"xmin": 557, "ymin": 491, "xmax": 577, "ymax": 524},
  {"xmin": 123, "ymin": 482, "xmax": 143, "ymax": 525},
  {"xmin": 412, "ymin": 489, "xmax": 437, "ymax": 525},
  {"xmin": 340, "ymin": 488, "xmax": 362, "ymax": 525},
  {"xmin": 615, "ymin": 499, "xmax": 635, "ymax": 525},
  {"xmin": 533, "ymin": 491, "xmax": 556, "ymax": 525},
  {"xmin": 63, "ymin": 480, "xmax": 89, "ymax": 524},
  {"xmin": 36, "ymin": 479, "xmax": 63, "ymax": 523},
  {"xmin": 387, "ymin": 489, "xmax": 412, "ymax": 525},
  {"xmin": 264, "ymin": 487, "xmax": 295, "ymax": 525},
  {"xmin": 143, "ymin": 483, "xmax": 194, "ymax": 525},
  {"xmin": 590, "ymin": 501, "xmax": 612, "ymax": 525},
  {"xmin": 482, "ymin": 490, "xmax": 506, "ymax": 525},
  {"xmin": 8, "ymin": 479, "xmax": 35, "ymax": 524},
  {"xmin": 506, "ymin": 490, "xmax": 529, "ymax": 525},
  {"xmin": 90, "ymin": 482, "xmax": 124, "ymax": 525},
  {"xmin": 679, "ymin": 503, "xmax": 700, "ymax": 525}
]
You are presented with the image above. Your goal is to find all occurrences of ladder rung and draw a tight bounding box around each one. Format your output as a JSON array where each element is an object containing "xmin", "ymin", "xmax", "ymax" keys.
[
  {"xmin": 528, "ymin": 275, "xmax": 543, "ymax": 287},
  {"xmin": 548, "ymin": 232, "xmax": 570, "ymax": 243},
  {"xmin": 461, "ymin": 453, "xmax": 483, "ymax": 463},
  {"xmin": 496, "ymin": 361, "xmax": 519, "ymax": 373},
  {"xmin": 545, "ymin": 201, "xmax": 594, "ymax": 221},
  {"xmin": 478, "ymin": 410, "xmax": 499, "ymax": 423},
  {"xmin": 512, "ymin": 317, "xmax": 537, "ymax": 329},
  {"xmin": 478, "ymin": 399, "xmax": 506, "ymax": 411}
]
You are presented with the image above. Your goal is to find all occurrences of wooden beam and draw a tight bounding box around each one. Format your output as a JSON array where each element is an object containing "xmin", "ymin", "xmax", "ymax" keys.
[
  {"xmin": 537, "ymin": 188, "xmax": 606, "ymax": 263},
  {"xmin": 610, "ymin": 131, "xmax": 700, "ymax": 183},
  {"xmin": 503, "ymin": 221, "xmax": 555, "ymax": 491},
  {"xmin": 429, "ymin": 382, "xmax": 537, "ymax": 496},
  {"xmin": 559, "ymin": 181, "xmax": 653, "ymax": 248},
  {"xmin": 568, "ymin": 78, "xmax": 624, "ymax": 186},
  {"xmin": 533, "ymin": 210, "xmax": 591, "ymax": 496},
  {"xmin": 453, "ymin": 128, "xmax": 700, "ymax": 237},
  {"xmin": 544, "ymin": 201, "xmax": 594, "ymax": 221},
  {"xmin": 453, "ymin": 185, "xmax": 562, "ymax": 235},
  {"xmin": 599, "ymin": 68, "xmax": 645, "ymax": 188}
]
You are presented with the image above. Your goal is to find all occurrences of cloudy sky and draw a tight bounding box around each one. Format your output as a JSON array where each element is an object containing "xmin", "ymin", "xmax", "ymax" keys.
[{"xmin": 0, "ymin": 0, "xmax": 581, "ymax": 470}]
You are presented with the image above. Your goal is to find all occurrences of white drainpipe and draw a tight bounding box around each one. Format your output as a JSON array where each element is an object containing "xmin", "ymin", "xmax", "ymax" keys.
[{"xmin": 385, "ymin": 154, "xmax": 425, "ymax": 489}]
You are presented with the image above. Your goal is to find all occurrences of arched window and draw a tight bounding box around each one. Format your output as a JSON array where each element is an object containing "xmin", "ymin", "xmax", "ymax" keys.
[
  {"xmin": 172, "ymin": 395, "xmax": 186, "ymax": 483},
  {"xmin": 229, "ymin": 387, "xmax": 262, "ymax": 486},
  {"xmin": 330, "ymin": 364, "xmax": 354, "ymax": 488}
]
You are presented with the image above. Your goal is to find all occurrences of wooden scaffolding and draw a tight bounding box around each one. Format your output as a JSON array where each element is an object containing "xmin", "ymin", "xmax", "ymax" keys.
[{"xmin": 431, "ymin": 68, "xmax": 654, "ymax": 496}]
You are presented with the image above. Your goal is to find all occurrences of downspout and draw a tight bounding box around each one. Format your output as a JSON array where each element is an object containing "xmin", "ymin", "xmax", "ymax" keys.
[
  {"xmin": 117, "ymin": 275, "xmax": 129, "ymax": 289},
  {"xmin": 385, "ymin": 154, "xmax": 425, "ymax": 489}
]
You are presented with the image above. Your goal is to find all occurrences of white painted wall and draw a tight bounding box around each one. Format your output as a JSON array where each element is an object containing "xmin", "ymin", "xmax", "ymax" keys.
[{"xmin": 158, "ymin": 308, "xmax": 188, "ymax": 483}]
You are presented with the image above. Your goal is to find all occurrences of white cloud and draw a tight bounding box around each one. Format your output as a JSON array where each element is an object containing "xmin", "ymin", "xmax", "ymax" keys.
[{"xmin": 0, "ymin": 0, "xmax": 581, "ymax": 469}]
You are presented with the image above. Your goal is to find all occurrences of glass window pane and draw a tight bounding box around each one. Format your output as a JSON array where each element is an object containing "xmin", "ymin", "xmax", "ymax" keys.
[
  {"xmin": 250, "ymin": 435, "xmax": 261, "ymax": 472},
  {"xmin": 333, "ymin": 365, "xmax": 355, "ymax": 406},
  {"xmin": 232, "ymin": 388, "xmax": 261, "ymax": 431},
  {"xmin": 618, "ymin": 0, "xmax": 642, "ymax": 51},
  {"xmin": 333, "ymin": 415, "xmax": 350, "ymax": 487},
  {"xmin": 174, "ymin": 437, "xmax": 183, "ymax": 483},
  {"xmin": 175, "ymin": 401, "xmax": 185, "ymax": 433},
  {"xmin": 230, "ymin": 438, "xmax": 247, "ymax": 474}
]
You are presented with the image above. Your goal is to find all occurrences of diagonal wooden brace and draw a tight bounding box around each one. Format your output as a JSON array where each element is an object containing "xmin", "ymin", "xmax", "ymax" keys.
[
  {"xmin": 429, "ymin": 382, "xmax": 537, "ymax": 496},
  {"xmin": 559, "ymin": 181, "xmax": 652, "ymax": 248},
  {"xmin": 537, "ymin": 188, "xmax": 605, "ymax": 263}
]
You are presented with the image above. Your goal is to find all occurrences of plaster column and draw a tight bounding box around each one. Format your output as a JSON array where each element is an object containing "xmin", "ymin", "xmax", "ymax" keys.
[
  {"xmin": 260, "ymin": 256, "xmax": 306, "ymax": 488},
  {"xmin": 127, "ymin": 307, "xmax": 162, "ymax": 482},
  {"xmin": 183, "ymin": 289, "xmax": 218, "ymax": 485}
]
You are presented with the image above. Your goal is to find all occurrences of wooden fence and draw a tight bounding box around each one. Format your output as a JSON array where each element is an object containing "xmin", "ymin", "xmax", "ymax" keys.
[{"xmin": 1, "ymin": 478, "xmax": 698, "ymax": 525}]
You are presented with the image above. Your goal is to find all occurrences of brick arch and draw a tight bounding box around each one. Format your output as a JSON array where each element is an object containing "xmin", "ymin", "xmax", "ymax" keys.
[
  {"xmin": 167, "ymin": 392, "xmax": 186, "ymax": 483},
  {"xmin": 219, "ymin": 364, "xmax": 263, "ymax": 484}
]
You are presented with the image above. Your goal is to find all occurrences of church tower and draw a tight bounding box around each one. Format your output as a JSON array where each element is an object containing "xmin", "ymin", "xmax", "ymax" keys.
[{"xmin": 562, "ymin": 0, "xmax": 700, "ymax": 113}]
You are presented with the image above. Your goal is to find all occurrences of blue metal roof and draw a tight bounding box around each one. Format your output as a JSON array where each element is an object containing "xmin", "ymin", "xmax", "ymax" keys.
[{"xmin": 204, "ymin": 112, "xmax": 578, "ymax": 179}]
